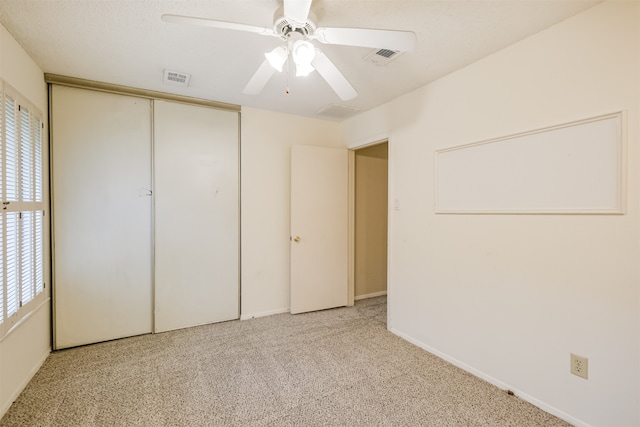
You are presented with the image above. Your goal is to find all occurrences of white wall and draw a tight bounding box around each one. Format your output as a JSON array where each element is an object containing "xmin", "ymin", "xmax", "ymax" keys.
[
  {"xmin": 0, "ymin": 24, "xmax": 50, "ymax": 418},
  {"xmin": 343, "ymin": 1, "xmax": 639, "ymax": 426},
  {"xmin": 240, "ymin": 107, "xmax": 343, "ymax": 319}
]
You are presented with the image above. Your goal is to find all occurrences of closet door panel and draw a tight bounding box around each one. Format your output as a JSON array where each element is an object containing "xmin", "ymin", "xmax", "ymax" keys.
[
  {"xmin": 154, "ymin": 101, "xmax": 239, "ymax": 332},
  {"xmin": 51, "ymin": 85, "xmax": 153, "ymax": 349}
]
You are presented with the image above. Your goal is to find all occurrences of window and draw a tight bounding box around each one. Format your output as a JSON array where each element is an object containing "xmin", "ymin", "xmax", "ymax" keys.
[{"xmin": 0, "ymin": 82, "xmax": 45, "ymax": 337}]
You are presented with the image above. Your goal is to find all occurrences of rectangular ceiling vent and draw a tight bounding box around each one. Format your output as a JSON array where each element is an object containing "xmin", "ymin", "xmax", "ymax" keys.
[
  {"xmin": 363, "ymin": 48, "xmax": 404, "ymax": 66},
  {"xmin": 317, "ymin": 103, "xmax": 360, "ymax": 120},
  {"xmin": 163, "ymin": 69, "xmax": 191, "ymax": 87}
]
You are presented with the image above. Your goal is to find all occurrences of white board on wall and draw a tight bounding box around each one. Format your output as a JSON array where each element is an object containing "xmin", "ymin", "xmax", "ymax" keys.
[{"xmin": 435, "ymin": 112, "xmax": 623, "ymax": 214}]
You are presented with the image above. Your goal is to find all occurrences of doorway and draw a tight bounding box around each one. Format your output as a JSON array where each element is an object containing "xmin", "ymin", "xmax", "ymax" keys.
[{"xmin": 353, "ymin": 141, "xmax": 388, "ymax": 300}]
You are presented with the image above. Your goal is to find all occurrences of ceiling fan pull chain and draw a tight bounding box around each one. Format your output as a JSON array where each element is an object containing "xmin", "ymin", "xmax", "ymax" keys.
[{"xmin": 286, "ymin": 58, "xmax": 290, "ymax": 94}]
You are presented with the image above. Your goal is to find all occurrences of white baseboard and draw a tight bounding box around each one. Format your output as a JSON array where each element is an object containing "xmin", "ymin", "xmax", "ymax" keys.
[
  {"xmin": 355, "ymin": 290, "xmax": 387, "ymax": 301},
  {"xmin": 240, "ymin": 308, "xmax": 290, "ymax": 321},
  {"xmin": 388, "ymin": 327, "xmax": 591, "ymax": 427},
  {"xmin": 0, "ymin": 349, "xmax": 49, "ymax": 418}
]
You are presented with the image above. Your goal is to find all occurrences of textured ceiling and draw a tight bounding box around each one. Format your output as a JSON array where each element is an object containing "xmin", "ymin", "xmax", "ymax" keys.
[{"xmin": 0, "ymin": 0, "xmax": 601, "ymax": 121}]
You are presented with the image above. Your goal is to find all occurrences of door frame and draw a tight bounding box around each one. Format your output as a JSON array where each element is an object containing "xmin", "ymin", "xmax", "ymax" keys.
[{"xmin": 347, "ymin": 138, "xmax": 390, "ymax": 307}]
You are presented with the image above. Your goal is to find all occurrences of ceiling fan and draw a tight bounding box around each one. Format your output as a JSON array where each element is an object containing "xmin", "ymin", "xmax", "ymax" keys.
[{"xmin": 162, "ymin": 0, "xmax": 416, "ymax": 101}]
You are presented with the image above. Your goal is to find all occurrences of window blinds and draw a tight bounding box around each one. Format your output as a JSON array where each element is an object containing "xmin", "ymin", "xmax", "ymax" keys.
[{"xmin": 0, "ymin": 82, "xmax": 45, "ymax": 337}]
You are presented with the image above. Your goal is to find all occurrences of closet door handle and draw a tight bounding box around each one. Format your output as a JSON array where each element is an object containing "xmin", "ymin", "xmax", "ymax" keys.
[{"xmin": 138, "ymin": 188, "xmax": 153, "ymax": 197}]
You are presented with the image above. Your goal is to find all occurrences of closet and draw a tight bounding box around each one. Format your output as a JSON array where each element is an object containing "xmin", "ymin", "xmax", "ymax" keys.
[{"xmin": 50, "ymin": 83, "xmax": 239, "ymax": 349}]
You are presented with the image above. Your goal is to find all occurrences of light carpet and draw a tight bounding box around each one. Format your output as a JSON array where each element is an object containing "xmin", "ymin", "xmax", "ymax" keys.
[{"xmin": 1, "ymin": 297, "xmax": 571, "ymax": 426}]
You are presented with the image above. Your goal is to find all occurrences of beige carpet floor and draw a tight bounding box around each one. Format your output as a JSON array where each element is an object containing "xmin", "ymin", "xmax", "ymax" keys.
[{"xmin": 1, "ymin": 297, "xmax": 571, "ymax": 426}]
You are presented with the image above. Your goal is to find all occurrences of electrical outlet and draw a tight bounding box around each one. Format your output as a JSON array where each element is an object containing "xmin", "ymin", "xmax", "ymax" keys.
[{"xmin": 570, "ymin": 353, "xmax": 588, "ymax": 379}]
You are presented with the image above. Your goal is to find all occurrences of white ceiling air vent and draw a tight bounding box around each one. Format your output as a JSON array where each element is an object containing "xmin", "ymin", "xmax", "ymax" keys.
[
  {"xmin": 163, "ymin": 69, "xmax": 191, "ymax": 87},
  {"xmin": 363, "ymin": 48, "xmax": 403, "ymax": 66},
  {"xmin": 317, "ymin": 103, "xmax": 360, "ymax": 120}
]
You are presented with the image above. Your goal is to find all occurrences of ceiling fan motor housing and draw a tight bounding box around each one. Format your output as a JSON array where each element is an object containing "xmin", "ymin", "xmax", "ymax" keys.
[{"xmin": 273, "ymin": 15, "xmax": 316, "ymax": 41}]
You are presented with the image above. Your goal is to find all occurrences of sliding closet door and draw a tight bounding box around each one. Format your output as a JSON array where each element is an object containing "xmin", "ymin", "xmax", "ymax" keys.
[
  {"xmin": 154, "ymin": 101, "xmax": 239, "ymax": 332},
  {"xmin": 51, "ymin": 85, "xmax": 153, "ymax": 349}
]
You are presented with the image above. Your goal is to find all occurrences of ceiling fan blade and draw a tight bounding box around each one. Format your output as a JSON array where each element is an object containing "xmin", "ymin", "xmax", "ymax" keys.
[
  {"xmin": 314, "ymin": 27, "xmax": 416, "ymax": 52},
  {"xmin": 162, "ymin": 14, "xmax": 274, "ymax": 36},
  {"xmin": 284, "ymin": 0, "xmax": 313, "ymax": 27},
  {"xmin": 243, "ymin": 60, "xmax": 277, "ymax": 95},
  {"xmin": 311, "ymin": 50, "xmax": 357, "ymax": 101}
]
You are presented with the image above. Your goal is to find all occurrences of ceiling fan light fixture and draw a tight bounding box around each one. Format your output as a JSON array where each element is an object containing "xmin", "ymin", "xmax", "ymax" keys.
[
  {"xmin": 292, "ymin": 40, "xmax": 315, "ymax": 67},
  {"xmin": 265, "ymin": 46, "xmax": 288, "ymax": 72},
  {"xmin": 295, "ymin": 62, "xmax": 315, "ymax": 77}
]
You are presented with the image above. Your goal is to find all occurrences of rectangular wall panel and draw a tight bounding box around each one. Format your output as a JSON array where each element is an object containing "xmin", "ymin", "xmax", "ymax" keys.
[{"xmin": 436, "ymin": 113, "xmax": 622, "ymax": 214}]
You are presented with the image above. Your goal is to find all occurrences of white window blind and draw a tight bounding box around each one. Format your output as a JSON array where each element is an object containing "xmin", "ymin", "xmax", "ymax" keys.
[
  {"xmin": 6, "ymin": 212, "xmax": 19, "ymax": 317},
  {"xmin": 21, "ymin": 211, "xmax": 34, "ymax": 305},
  {"xmin": 0, "ymin": 86, "xmax": 3, "ymax": 326},
  {"xmin": 0, "ymin": 214, "xmax": 3, "ymax": 325},
  {"xmin": 5, "ymin": 96, "xmax": 17, "ymax": 202},
  {"xmin": 21, "ymin": 107, "xmax": 33, "ymax": 202},
  {"xmin": 1, "ymin": 82, "xmax": 45, "ymax": 336}
]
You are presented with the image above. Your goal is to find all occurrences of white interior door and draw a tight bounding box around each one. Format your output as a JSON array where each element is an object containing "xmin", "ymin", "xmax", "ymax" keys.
[
  {"xmin": 290, "ymin": 145, "xmax": 348, "ymax": 314},
  {"xmin": 51, "ymin": 85, "xmax": 153, "ymax": 349},
  {"xmin": 154, "ymin": 101, "xmax": 239, "ymax": 332}
]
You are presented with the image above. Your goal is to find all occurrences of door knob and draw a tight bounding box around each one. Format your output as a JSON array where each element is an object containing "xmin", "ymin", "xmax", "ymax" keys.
[{"xmin": 292, "ymin": 236, "xmax": 301, "ymax": 243}]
